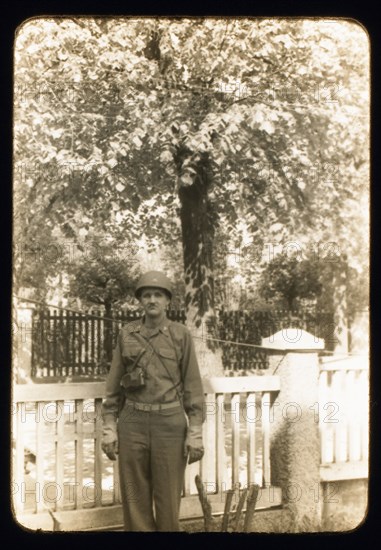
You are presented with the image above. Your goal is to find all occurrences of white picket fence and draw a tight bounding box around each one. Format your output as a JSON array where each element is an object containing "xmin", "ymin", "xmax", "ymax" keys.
[
  {"xmin": 12, "ymin": 355, "xmax": 369, "ymax": 530},
  {"xmin": 12, "ymin": 376, "xmax": 282, "ymax": 530},
  {"xmin": 318, "ymin": 355, "xmax": 369, "ymax": 481}
]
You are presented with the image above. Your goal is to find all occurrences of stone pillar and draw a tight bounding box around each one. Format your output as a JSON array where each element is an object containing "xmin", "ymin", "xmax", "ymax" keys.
[
  {"xmin": 262, "ymin": 328, "xmax": 324, "ymax": 532},
  {"xmin": 348, "ymin": 309, "xmax": 369, "ymax": 354},
  {"xmin": 14, "ymin": 307, "xmax": 34, "ymax": 383}
]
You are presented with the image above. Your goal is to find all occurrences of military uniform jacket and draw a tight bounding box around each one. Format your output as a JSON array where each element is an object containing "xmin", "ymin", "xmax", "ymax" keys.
[{"xmin": 102, "ymin": 316, "xmax": 204, "ymax": 439}]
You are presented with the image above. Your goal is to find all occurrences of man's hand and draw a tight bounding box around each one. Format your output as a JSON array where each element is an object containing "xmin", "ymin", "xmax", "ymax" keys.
[
  {"xmin": 101, "ymin": 439, "xmax": 119, "ymax": 461},
  {"xmin": 101, "ymin": 417, "xmax": 118, "ymax": 460},
  {"xmin": 186, "ymin": 445, "xmax": 204, "ymax": 465},
  {"xmin": 184, "ymin": 424, "xmax": 204, "ymax": 465}
]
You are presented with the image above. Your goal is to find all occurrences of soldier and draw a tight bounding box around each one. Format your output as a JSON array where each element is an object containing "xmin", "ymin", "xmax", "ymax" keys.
[{"xmin": 101, "ymin": 271, "xmax": 204, "ymax": 531}]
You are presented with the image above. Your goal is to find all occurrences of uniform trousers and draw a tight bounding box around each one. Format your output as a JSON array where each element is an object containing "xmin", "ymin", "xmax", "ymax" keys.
[{"xmin": 117, "ymin": 402, "xmax": 188, "ymax": 531}]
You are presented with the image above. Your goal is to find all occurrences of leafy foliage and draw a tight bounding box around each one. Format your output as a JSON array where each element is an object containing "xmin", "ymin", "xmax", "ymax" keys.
[
  {"xmin": 258, "ymin": 253, "xmax": 323, "ymax": 310},
  {"xmin": 258, "ymin": 248, "xmax": 369, "ymax": 315},
  {"xmin": 14, "ymin": 18, "xmax": 369, "ymax": 338},
  {"xmin": 69, "ymin": 255, "xmax": 138, "ymax": 310}
]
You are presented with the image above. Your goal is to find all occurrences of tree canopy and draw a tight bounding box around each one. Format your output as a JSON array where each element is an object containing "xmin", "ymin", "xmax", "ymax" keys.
[
  {"xmin": 14, "ymin": 17, "xmax": 369, "ymax": 360},
  {"xmin": 258, "ymin": 253, "xmax": 323, "ymax": 310}
]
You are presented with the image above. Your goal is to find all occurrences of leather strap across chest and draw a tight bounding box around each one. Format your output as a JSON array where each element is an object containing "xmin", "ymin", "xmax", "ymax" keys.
[{"xmin": 132, "ymin": 330, "xmax": 184, "ymax": 404}]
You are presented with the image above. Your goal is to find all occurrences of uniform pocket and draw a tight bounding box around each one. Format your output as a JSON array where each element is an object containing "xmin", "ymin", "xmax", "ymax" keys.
[
  {"xmin": 158, "ymin": 347, "xmax": 177, "ymax": 361},
  {"xmin": 122, "ymin": 345, "xmax": 146, "ymax": 371},
  {"xmin": 158, "ymin": 347, "xmax": 178, "ymax": 374},
  {"xmin": 157, "ymin": 347, "xmax": 181, "ymax": 386},
  {"xmin": 158, "ymin": 405, "xmax": 184, "ymax": 418}
]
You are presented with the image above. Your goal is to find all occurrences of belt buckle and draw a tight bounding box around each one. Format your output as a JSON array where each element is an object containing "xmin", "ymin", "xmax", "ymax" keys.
[{"xmin": 142, "ymin": 403, "xmax": 151, "ymax": 412}]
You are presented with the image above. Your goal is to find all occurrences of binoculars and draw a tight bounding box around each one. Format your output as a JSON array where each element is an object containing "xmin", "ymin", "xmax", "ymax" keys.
[{"xmin": 120, "ymin": 367, "xmax": 146, "ymax": 390}]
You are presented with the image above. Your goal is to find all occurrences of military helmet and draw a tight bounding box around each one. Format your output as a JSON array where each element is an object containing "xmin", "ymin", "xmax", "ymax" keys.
[{"xmin": 135, "ymin": 271, "xmax": 173, "ymax": 299}]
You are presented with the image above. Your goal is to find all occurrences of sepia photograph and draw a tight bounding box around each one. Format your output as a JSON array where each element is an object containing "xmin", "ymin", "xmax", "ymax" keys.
[{"xmin": 12, "ymin": 16, "xmax": 370, "ymax": 533}]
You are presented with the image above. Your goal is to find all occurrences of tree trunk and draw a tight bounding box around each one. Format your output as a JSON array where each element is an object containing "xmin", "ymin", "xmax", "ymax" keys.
[
  {"xmin": 287, "ymin": 295, "xmax": 296, "ymax": 311},
  {"xmin": 178, "ymin": 152, "xmax": 224, "ymax": 377}
]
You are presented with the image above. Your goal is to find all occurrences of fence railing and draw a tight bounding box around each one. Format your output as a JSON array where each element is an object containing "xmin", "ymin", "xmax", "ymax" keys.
[
  {"xmin": 318, "ymin": 355, "xmax": 369, "ymax": 481},
  {"xmin": 12, "ymin": 356, "xmax": 369, "ymax": 531},
  {"xmin": 30, "ymin": 307, "xmax": 334, "ymax": 379},
  {"xmin": 12, "ymin": 376, "xmax": 282, "ymax": 531}
]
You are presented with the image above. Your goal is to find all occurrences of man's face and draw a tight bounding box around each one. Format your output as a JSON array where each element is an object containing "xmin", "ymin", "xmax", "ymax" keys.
[{"xmin": 139, "ymin": 287, "xmax": 170, "ymax": 318}]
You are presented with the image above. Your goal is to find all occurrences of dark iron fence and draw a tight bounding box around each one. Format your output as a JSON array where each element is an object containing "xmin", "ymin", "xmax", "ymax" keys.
[
  {"xmin": 31, "ymin": 307, "xmax": 333, "ymax": 379},
  {"xmin": 218, "ymin": 309, "xmax": 335, "ymax": 374},
  {"xmin": 31, "ymin": 309, "xmax": 186, "ymax": 379}
]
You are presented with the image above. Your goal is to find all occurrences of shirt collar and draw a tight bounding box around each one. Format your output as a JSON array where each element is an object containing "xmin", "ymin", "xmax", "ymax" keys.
[{"xmin": 131, "ymin": 315, "xmax": 172, "ymax": 337}]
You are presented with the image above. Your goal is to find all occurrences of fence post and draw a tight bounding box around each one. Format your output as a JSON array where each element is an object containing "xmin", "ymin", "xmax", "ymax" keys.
[{"xmin": 262, "ymin": 328, "xmax": 325, "ymax": 531}]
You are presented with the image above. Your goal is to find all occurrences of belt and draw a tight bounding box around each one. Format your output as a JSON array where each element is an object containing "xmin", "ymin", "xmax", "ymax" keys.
[{"xmin": 124, "ymin": 399, "xmax": 181, "ymax": 411}]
